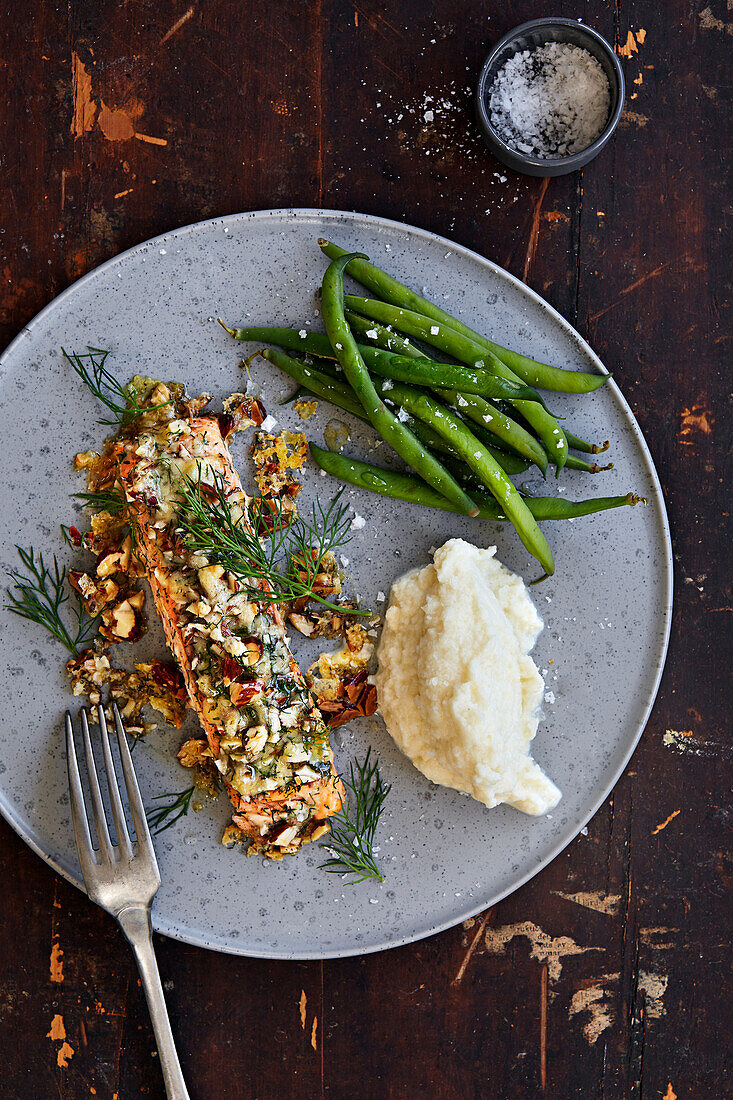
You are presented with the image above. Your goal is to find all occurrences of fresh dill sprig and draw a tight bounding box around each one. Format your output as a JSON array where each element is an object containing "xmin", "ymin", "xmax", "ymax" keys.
[
  {"xmin": 62, "ymin": 347, "xmax": 167, "ymax": 428},
  {"xmin": 72, "ymin": 487, "xmax": 127, "ymax": 515},
  {"xmin": 146, "ymin": 785, "xmax": 196, "ymax": 834},
  {"xmin": 288, "ymin": 492, "xmax": 353, "ymax": 589},
  {"xmin": 4, "ymin": 546, "xmax": 98, "ymax": 655},
  {"xmin": 174, "ymin": 468, "xmax": 369, "ymax": 616},
  {"xmin": 320, "ymin": 749, "xmax": 391, "ymax": 884}
]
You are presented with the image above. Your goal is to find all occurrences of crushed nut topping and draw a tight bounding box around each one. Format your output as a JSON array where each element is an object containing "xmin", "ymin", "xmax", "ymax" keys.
[
  {"xmin": 307, "ymin": 635, "xmax": 377, "ymax": 729},
  {"xmin": 65, "ymin": 646, "xmax": 188, "ymax": 733},
  {"xmin": 68, "ymin": 385, "xmax": 348, "ymax": 858},
  {"xmin": 251, "ymin": 429, "xmax": 307, "ymax": 500},
  {"xmin": 293, "ymin": 397, "xmax": 318, "ymax": 420},
  {"xmin": 177, "ymin": 737, "xmax": 213, "ymax": 768},
  {"xmin": 220, "ymin": 393, "xmax": 267, "ymax": 439}
]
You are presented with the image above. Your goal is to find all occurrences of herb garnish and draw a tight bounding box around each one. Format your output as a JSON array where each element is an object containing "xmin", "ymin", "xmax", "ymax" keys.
[
  {"xmin": 146, "ymin": 785, "xmax": 196, "ymax": 834},
  {"xmin": 320, "ymin": 749, "xmax": 390, "ymax": 883},
  {"xmin": 72, "ymin": 487, "xmax": 127, "ymax": 515},
  {"xmin": 174, "ymin": 468, "xmax": 369, "ymax": 616},
  {"xmin": 63, "ymin": 347, "xmax": 168, "ymax": 427},
  {"xmin": 4, "ymin": 546, "xmax": 98, "ymax": 655}
]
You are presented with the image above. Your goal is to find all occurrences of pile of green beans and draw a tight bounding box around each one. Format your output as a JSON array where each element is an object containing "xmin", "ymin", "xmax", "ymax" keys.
[
  {"xmin": 319, "ymin": 239, "xmax": 609, "ymax": 394},
  {"xmin": 220, "ymin": 240, "xmax": 643, "ymax": 576}
]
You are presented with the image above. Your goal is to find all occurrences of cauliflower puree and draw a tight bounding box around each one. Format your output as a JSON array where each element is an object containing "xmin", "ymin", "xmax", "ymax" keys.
[{"xmin": 374, "ymin": 539, "xmax": 561, "ymax": 815}]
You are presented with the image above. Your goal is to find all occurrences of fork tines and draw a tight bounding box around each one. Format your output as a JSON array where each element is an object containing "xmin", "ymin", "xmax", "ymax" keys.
[{"xmin": 65, "ymin": 704, "xmax": 159, "ymax": 879}]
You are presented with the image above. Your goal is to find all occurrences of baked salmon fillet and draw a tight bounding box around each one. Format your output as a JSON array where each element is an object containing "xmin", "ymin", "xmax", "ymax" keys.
[{"xmin": 112, "ymin": 378, "xmax": 342, "ymax": 858}]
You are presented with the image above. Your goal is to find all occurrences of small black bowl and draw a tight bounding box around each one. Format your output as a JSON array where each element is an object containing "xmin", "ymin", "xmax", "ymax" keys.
[{"xmin": 475, "ymin": 17, "xmax": 625, "ymax": 177}]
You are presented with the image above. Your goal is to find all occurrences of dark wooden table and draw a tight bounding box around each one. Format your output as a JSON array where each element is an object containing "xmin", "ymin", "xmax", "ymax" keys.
[{"xmin": 1, "ymin": 2, "xmax": 729, "ymax": 1097}]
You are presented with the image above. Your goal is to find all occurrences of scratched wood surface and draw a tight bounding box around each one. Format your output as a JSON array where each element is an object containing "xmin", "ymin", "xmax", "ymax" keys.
[{"xmin": 0, "ymin": 2, "xmax": 730, "ymax": 1097}]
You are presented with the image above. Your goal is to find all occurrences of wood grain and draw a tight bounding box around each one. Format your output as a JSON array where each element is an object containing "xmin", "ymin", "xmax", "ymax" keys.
[{"xmin": 0, "ymin": 1, "xmax": 730, "ymax": 1097}]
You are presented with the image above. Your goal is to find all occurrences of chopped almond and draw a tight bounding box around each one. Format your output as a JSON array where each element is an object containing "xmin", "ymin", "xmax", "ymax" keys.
[
  {"xmin": 69, "ymin": 571, "xmax": 120, "ymax": 615},
  {"xmin": 242, "ymin": 637, "xmax": 264, "ymax": 665},
  {"xmin": 74, "ymin": 450, "xmax": 98, "ymax": 472},
  {"xmin": 99, "ymin": 589, "xmax": 145, "ymax": 643},
  {"xmin": 96, "ymin": 536, "xmax": 132, "ymax": 577},
  {"xmin": 245, "ymin": 725, "xmax": 268, "ymax": 756},
  {"xmin": 230, "ymin": 679, "xmax": 265, "ymax": 707},
  {"xmin": 271, "ymin": 824, "xmax": 300, "ymax": 847},
  {"xmin": 220, "ymin": 393, "xmax": 267, "ymax": 437},
  {"xmin": 345, "ymin": 623, "xmax": 368, "ymax": 653},
  {"xmin": 198, "ymin": 564, "xmax": 226, "ymax": 600},
  {"xmin": 177, "ymin": 392, "xmax": 212, "ymax": 418},
  {"xmin": 177, "ymin": 738, "xmax": 212, "ymax": 768},
  {"xmin": 307, "ymin": 638, "xmax": 376, "ymax": 729},
  {"xmin": 288, "ymin": 611, "xmax": 316, "ymax": 637}
]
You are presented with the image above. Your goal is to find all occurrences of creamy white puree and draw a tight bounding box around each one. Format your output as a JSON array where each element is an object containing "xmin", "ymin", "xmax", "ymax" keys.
[{"xmin": 374, "ymin": 539, "xmax": 561, "ymax": 815}]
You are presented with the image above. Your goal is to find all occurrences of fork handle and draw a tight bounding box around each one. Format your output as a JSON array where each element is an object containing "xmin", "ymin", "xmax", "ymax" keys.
[{"xmin": 118, "ymin": 905, "xmax": 190, "ymax": 1100}]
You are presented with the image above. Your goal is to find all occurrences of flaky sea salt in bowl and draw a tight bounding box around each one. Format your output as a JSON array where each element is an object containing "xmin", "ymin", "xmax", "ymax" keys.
[{"xmin": 475, "ymin": 18, "xmax": 624, "ymax": 177}]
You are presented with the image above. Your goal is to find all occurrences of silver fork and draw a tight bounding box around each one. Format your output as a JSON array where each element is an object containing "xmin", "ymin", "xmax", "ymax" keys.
[{"xmin": 66, "ymin": 703, "xmax": 190, "ymax": 1100}]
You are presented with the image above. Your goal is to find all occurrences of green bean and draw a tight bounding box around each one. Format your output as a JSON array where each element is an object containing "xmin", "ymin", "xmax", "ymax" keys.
[
  {"xmin": 320, "ymin": 254, "xmax": 479, "ymax": 517},
  {"xmin": 347, "ymin": 312, "xmax": 590, "ymax": 458},
  {"xmin": 278, "ymin": 354, "xmax": 343, "ymax": 381},
  {"xmin": 348, "ymin": 310, "xmax": 555, "ymax": 411},
  {"xmin": 434, "ymin": 388, "xmax": 549, "ymax": 474},
  {"xmin": 345, "ymin": 311, "xmax": 427, "ymax": 358},
  {"xmin": 310, "ymin": 342, "xmax": 539, "ymax": 401},
  {"xmin": 402, "ymin": 416, "xmax": 525, "ymax": 475},
  {"xmin": 403, "ymin": 416, "xmax": 530, "ymax": 475},
  {"xmin": 447, "ymin": 446, "xmax": 530, "ymax": 478},
  {"xmin": 266, "ymin": 353, "xmax": 452, "ymax": 459},
  {"xmin": 452, "ymin": 420, "xmax": 531, "ymax": 472},
  {"xmin": 464, "ymin": 418, "xmax": 610, "ymax": 475},
  {"xmin": 310, "ymin": 445, "xmax": 643, "ymax": 521},
  {"xmin": 311, "ymin": 359, "xmax": 539, "ymax": 475},
  {"xmin": 565, "ymin": 454, "xmax": 614, "ymax": 473},
  {"xmin": 344, "ymin": 295, "xmax": 569, "ymax": 474},
  {"xmin": 319, "ymin": 239, "xmax": 608, "ymax": 394},
  {"xmin": 221, "ymin": 323, "xmax": 336, "ymax": 359},
  {"xmin": 291, "ymin": 358, "xmax": 535, "ymax": 474},
  {"xmin": 439, "ymin": 453, "xmax": 530, "ymax": 496},
  {"xmin": 224, "ymin": 321, "xmax": 539, "ymax": 402},
  {"xmin": 268, "ymin": 353, "xmax": 598, "ymax": 479},
  {"xmin": 375, "ymin": 380, "xmax": 554, "ymax": 574},
  {"xmin": 348, "ymin": 308, "xmax": 556, "ymax": 416},
  {"xmin": 565, "ymin": 431, "xmax": 610, "ymax": 455},
  {"xmin": 273, "ymin": 347, "xmax": 547, "ymax": 567},
  {"xmin": 363, "ymin": 350, "xmax": 538, "ymax": 401},
  {"xmin": 318, "ymin": 318, "xmax": 546, "ymax": 470}
]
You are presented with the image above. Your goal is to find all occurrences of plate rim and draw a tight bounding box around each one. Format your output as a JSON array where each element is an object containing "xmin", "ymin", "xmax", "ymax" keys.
[{"xmin": 0, "ymin": 207, "xmax": 673, "ymax": 959}]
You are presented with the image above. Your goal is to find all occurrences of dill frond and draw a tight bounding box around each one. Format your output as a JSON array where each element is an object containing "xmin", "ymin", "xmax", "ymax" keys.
[
  {"xmin": 72, "ymin": 487, "xmax": 127, "ymax": 515},
  {"xmin": 174, "ymin": 468, "xmax": 369, "ymax": 616},
  {"xmin": 320, "ymin": 749, "xmax": 390, "ymax": 884},
  {"xmin": 4, "ymin": 546, "xmax": 98, "ymax": 654},
  {"xmin": 62, "ymin": 347, "xmax": 167, "ymax": 427},
  {"xmin": 146, "ymin": 786, "xmax": 196, "ymax": 834}
]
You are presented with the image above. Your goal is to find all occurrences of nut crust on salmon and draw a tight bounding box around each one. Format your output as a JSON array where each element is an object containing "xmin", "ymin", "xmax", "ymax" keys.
[{"xmin": 111, "ymin": 378, "xmax": 342, "ymax": 858}]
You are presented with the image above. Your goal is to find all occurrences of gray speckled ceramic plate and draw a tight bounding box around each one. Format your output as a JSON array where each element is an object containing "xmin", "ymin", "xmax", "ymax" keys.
[{"xmin": 0, "ymin": 210, "xmax": 672, "ymax": 959}]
